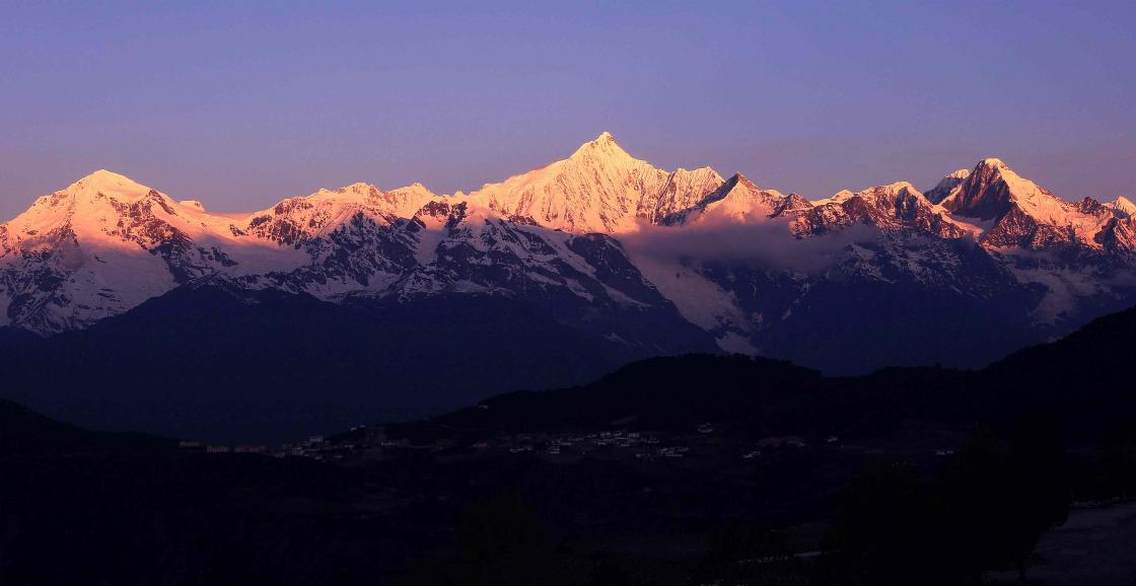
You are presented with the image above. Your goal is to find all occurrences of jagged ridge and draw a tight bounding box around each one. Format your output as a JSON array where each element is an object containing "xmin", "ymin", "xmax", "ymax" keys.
[{"xmin": 2, "ymin": 132, "xmax": 1135, "ymax": 377}]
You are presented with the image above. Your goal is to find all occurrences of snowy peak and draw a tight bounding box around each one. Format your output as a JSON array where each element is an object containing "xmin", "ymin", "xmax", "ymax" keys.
[
  {"xmin": 662, "ymin": 173, "xmax": 787, "ymax": 225},
  {"xmin": 247, "ymin": 184, "xmax": 392, "ymax": 246},
  {"xmin": 563, "ymin": 131, "xmax": 645, "ymax": 175},
  {"xmin": 569, "ymin": 131, "xmax": 627, "ymax": 161},
  {"xmin": 245, "ymin": 180, "xmax": 446, "ymax": 246},
  {"xmin": 5, "ymin": 169, "xmax": 181, "ymax": 246},
  {"xmin": 791, "ymin": 180, "xmax": 973, "ymax": 239},
  {"xmin": 849, "ymin": 182, "xmax": 931, "ymax": 215},
  {"xmin": 810, "ymin": 182, "xmax": 923, "ymax": 211},
  {"xmin": 812, "ymin": 190, "xmax": 856, "ymax": 206},
  {"xmin": 295, "ymin": 182, "xmax": 388, "ymax": 209},
  {"xmin": 865, "ymin": 180, "xmax": 919, "ymax": 197},
  {"xmin": 326, "ymin": 181, "xmax": 383, "ymax": 198},
  {"xmin": 728, "ymin": 172, "xmax": 759, "ymax": 190},
  {"xmin": 467, "ymin": 131, "xmax": 684, "ymax": 233},
  {"xmin": 386, "ymin": 182, "xmax": 440, "ymax": 217},
  {"xmin": 50, "ymin": 169, "xmax": 158, "ymax": 207},
  {"xmin": 38, "ymin": 170, "xmax": 178, "ymax": 221},
  {"xmin": 0, "ymin": 170, "xmax": 231, "ymax": 332},
  {"xmin": 860, "ymin": 183, "xmax": 954, "ymax": 226},
  {"xmin": 71, "ymin": 168, "xmax": 149, "ymax": 193},
  {"xmin": 1110, "ymin": 196, "xmax": 1136, "ymax": 218},
  {"xmin": 4, "ymin": 138, "xmax": 1136, "ymax": 346},
  {"xmin": 390, "ymin": 182, "xmax": 435, "ymax": 198},
  {"xmin": 930, "ymin": 158, "xmax": 1118, "ymax": 249},
  {"xmin": 939, "ymin": 158, "xmax": 1019, "ymax": 220},
  {"xmin": 775, "ymin": 193, "xmax": 814, "ymax": 216},
  {"xmin": 641, "ymin": 166, "xmax": 725, "ymax": 223},
  {"xmin": 926, "ymin": 168, "xmax": 971, "ymax": 204},
  {"xmin": 978, "ymin": 157, "xmax": 1008, "ymax": 170},
  {"xmin": 718, "ymin": 173, "xmax": 780, "ymax": 207},
  {"xmin": 938, "ymin": 157, "xmax": 1072, "ymax": 227},
  {"xmin": 703, "ymin": 173, "xmax": 764, "ymax": 205}
]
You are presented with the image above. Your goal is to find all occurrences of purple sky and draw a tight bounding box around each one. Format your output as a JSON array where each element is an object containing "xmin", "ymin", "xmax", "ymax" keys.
[{"xmin": 2, "ymin": 1, "xmax": 1133, "ymax": 220}]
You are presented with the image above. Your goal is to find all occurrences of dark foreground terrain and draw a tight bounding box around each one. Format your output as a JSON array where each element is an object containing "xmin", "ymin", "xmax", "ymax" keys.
[{"xmin": 2, "ymin": 306, "xmax": 1136, "ymax": 585}]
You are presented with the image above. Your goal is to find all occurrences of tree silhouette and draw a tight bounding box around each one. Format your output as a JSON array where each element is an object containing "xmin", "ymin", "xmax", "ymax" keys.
[
  {"xmin": 942, "ymin": 421, "xmax": 1069, "ymax": 583},
  {"xmin": 824, "ymin": 421, "xmax": 1070, "ymax": 585},
  {"xmin": 821, "ymin": 461, "xmax": 951, "ymax": 585},
  {"xmin": 1004, "ymin": 414, "xmax": 1070, "ymax": 581}
]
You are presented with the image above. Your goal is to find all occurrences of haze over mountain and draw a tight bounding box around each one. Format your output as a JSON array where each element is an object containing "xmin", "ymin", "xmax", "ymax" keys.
[{"xmin": 2, "ymin": 132, "xmax": 1135, "ymax": 439}]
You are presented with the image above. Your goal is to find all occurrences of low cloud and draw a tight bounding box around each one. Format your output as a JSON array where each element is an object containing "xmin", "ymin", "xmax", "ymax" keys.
[{"xmin": 621, "ymin": 218, "xmax": 881, "ymax": 274}]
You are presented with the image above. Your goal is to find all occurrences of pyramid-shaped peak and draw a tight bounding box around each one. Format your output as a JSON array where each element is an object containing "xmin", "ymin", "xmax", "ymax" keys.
[
  {"xmin": 966, "ymin": 158, "xmax": 1047, "ymax": 192},
  {"xmin": 1111, "ymin": 195, "xmax": 1136, "ymax": 217},
  {"xmin": 569, "ymin": 130, "xmax": 632, "ymax": 160},
  {"xmin": 939, "ymin": 156, "xmax": 1055, "ymax": 220},
  {"xmin": 723, "ymin": 172, "xmax": 763, "ymax": 191},
  {"xmin": 965, "ymin": 157, "xmax": 1025, "ymax": 187},
  {"xmin": 705, "ymin": 172, "xmax": 780, "ymax": 202},
  {"xmin": 63, "ymin": 169, "xmax": 154, "ymax": 201},
  {"xmin": 73, "ymin": 169, "xmax": 142, "ymax": 187},
  {"xmin": 85, "ymin": 168, "xmax": 129, "ymax": 179},
  {"xmin": 976, "ymin": 157, "xmax": 1009, "ymax": 171}
]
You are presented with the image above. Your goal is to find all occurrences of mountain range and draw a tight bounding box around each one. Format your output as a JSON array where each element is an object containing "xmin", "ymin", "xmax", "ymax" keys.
[{"xmin": 2, "ymin": 132, "xmax": 1134, "ymax": 438}]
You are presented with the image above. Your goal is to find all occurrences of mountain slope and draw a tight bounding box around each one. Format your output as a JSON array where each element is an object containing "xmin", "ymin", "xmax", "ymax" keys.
[
  {"xmin": 409, "ymin": 301, "xmax": 1136, "ymax": 444},
  {"xmin": 462, "ymin": 131, "xmax": 723, "ymax": 233},
  {"xmin": 0, "ymin": 281, "xmax": 715, "ymax": 442},
  {"xmin": 932, "ymin": 158, "xmax": 1117, "ymax": 249},
  {"xmin": 1109, "ymin": 195, "xmax": 1136, "ymax": 218},
  {"xmin": 660, "ymin": 173, "xmax": 788, "ymax": 225},
  {"xmin": 2, "ymin": 131, "xmax": 1136, "ymax": 404}
]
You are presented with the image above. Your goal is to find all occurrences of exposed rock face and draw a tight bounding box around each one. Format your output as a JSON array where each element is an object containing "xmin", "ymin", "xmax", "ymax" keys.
[
  {"xmin": 790, "ymin": 182, "xmax": 970, "ymax": 239},
  {"xmin": 3, "ymin": 134, "xmax": 1136, "ymax": 376},
  {"xmin": 931, "ymin": 158, "xmax": 1117, "ymax": 250}
]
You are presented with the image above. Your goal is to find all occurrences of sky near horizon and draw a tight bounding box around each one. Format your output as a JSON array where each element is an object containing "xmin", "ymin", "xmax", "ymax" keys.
[{"xmin": 1, "ymin": 1, "xmax": 1133, "ymax": 220}]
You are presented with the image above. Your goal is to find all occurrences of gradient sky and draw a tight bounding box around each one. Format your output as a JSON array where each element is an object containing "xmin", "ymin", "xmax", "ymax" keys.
[{"xmin": 2, "ymin": 1, "xmax": 1133, "ymax": 220}]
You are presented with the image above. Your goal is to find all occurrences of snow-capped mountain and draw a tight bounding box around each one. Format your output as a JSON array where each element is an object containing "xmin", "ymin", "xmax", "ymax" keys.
[
  {"xmin": 2, "ymin": 132, "xmax": 1135, "ymax": 376},
  {"xmin": 0, "ymin": 170, "xmax": 281, "ymax": 332},
  {"xmin": 460, "ymin": 131, "xmax": 724, "ymax": 233},
  {"xmin": 659, "ymin": 173, "xmax": 788, "ymax": 226},
  {"xmin": 928, "ymin": 158, "xmax": 1122, "ymax": 249},
  {"xmin": 1110, "ymin": 195, "xmax": 1136, "ymax": 218}
]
